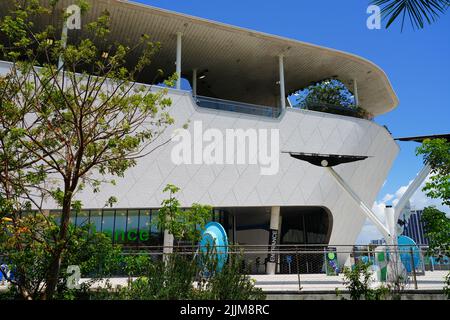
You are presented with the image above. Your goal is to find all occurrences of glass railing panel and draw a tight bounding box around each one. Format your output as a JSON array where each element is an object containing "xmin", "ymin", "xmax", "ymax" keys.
[{"xmin": 195, "ymin": 95, "xmax": 282, "ymax": 118}]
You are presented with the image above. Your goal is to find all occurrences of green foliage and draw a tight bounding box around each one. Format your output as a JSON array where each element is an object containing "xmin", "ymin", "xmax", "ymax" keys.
[
  {"xmin": 444, "ymin": 272, "xmax": 450, "ymax": 299},
  {"xmin": 421, "ymin": 206, "xmax": 450, "ymax": 254},
  {"xmin": 295, "ymin": 79, "xmax": 371, "ymax": 119},
  {"xmin": 120, "ymin": 254, "xmax": 153, "ymax": 278},
  {"xmin": 0, "ymin": 0, "xmax": 176, "ymax": 298},
  {"xmin": 94, "ymin": 253, "xmax": 265, "ymax": 300},
  {"xmin": 116, "ymin": 254, "xmax": 198, "ymax": 300},
  {"xmin": 341, "ymin": 262, "xmax": 387, "ymax": 300},
  {"xmin": 0, "ymin": 214, "xmax": 121, "ymax": 300},
  {"xmin": 157, "ymin": 184, "xmax": 213, "ymax": 243},
  {"xmin": 416, "ymin": 138, "xmax": 450, "ymax": 206},
  {"xmin": 371, "ymin": 0, "xmax": 450, "ymax": 31},
  {"xmin": 195, "ymin": 256, "xmax": 265, "ymax": 300}
]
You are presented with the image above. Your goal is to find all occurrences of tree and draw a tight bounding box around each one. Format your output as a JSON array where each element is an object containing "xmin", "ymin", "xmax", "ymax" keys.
[
  {"xmin": 157, "ymin": 184, "xmax": 213, "ymax": 244},
  {"xmin": 341, "ymin": 262, "xmax": 388, "ymax": 300},
  {"xmin": 295, "ymin": 79, "xmax": 370, "ymax": 119},
  {"xmin": 371, "ymin": 0, "xmax": 449, "ymax": 31},
  {"xmin": 421, "ymin": 206, "xmax": 450, "ymax": 254},
  {"xmin": 296, "ymin": 79, "xmax": 355, "ymax": 109},
  {"xmin": 0, "ymin": 0, "xmax": 176, "ymax": 299},
  {"xmin": 416, "ymin": 138, "xmax": 450, "ymax": 206},
  {"xmin": 0, "ymin": 214, "xmax": 122, "ymax": 300}
]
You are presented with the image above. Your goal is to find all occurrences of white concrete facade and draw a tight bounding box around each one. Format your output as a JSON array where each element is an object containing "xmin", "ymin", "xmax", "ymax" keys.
[
  {"xmin": 0, "ymin": 1, "xmax": 402, "ymax": 271},
  {"xmin": 69, "ymin": 88, "xmax": 399, "ymax": 251}
]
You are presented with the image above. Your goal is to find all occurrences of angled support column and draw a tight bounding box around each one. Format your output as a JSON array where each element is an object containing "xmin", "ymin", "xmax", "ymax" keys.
[
  {"xmin": 326, "ymin": 167, "xmax": 391, "ymax": 240},
  {"xmin": 394, "ymin": 164, "xmax": 431, "ymax": 221},
  {"xmin": 176, "ymin": 32, "xmax": 183, "ymax": 90}
]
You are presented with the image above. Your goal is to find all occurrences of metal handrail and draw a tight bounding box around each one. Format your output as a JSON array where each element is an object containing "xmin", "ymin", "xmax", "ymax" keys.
[
  {"xmin": 195, "ymin": 95, "xmax": 282, "ymax": 118},
  {"xmin": 299, "ymin": 101, "xmax": 373, "ymax": 120}
]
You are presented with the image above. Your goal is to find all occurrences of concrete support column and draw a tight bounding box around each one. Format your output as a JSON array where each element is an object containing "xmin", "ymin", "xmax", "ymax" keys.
[
  {"xmin": 385, "ymin": 205, "xmax": 405, "ymax": 282},
  {"xmin": 278, "ymin": 55, "xmax": 286, "ymax": 109},
  {"xmin": 385, "ymin": 205, "xmax": 396, "ymax": 247},
  {"xmin": 266, "ymin": 206, "xmax": 280, "ymax": 275},
  {"xmin": 192, "ymin": 68, "xmax": 197, "ymax": 97},
  {"xmin": 176, "ymin": 32, "xmax": 182, "ymax": 90}
]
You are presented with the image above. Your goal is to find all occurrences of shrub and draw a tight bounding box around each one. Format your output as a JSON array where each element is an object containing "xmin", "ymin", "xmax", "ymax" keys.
[
  {"xmin": 341, "ymin": 262, "xmax": 387, "ymax": 300},
  {"xmin": 96, "ymin": 253, "xmax": 265, "ymax": 300},
  {"xmin": 444, "ymin": 272, "xmax": 450, "ymax": 300}
]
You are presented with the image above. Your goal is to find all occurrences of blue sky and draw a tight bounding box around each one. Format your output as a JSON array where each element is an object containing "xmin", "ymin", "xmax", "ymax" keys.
[{"xmin": 136, "ymin": 1, "xmax": 450, "ymax": 241}]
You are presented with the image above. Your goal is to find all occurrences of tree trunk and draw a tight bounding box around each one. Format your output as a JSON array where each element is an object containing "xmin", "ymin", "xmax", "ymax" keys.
[{"xmin": 43, "ymin": 192, "xmax": 72, "ymax": 300}]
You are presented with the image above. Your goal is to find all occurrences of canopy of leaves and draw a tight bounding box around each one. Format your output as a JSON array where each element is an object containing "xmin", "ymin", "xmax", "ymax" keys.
[
  {"xmin": 0, "ymin": 214, "xmax": 121, "ymax": 300},
  {"xmin": 421, "ymin": 206, "xmax": 450, "ymax": 253},
  {"xmin": 416, "ymin": 138, "xmax": 450, "ymax": 206},
  {"xmin": 0, "ymin": 0, "xmax": 176, "ymax": 299},
  {"xmin": 0, "ymin": 0, "xmax": 176, "ymax": 217},
  {"xmin": 294, "ymin": 79, "xmax": 371, "ymax": 119},
  {"xmin": 371, "ymin": 0, "xmax": 450, "ymax": 31},
  {"xmin": 295, "ymin": 79, "xmax": 356, "ymax": 108},
  {"xmin": 156, "ymin": 184, "xmax": 213, "ymax": 243}
]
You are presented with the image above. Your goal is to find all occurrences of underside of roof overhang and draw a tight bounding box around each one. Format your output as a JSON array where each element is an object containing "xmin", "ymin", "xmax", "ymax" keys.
[{"xmin": 0, "ymin": 0, "xmax": 399, "ymax": 116}]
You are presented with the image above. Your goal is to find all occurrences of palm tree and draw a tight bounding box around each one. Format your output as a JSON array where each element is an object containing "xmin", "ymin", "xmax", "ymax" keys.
[{"xmin": 371, "ymin": 0, "xmax": 450, "ymax": 30}]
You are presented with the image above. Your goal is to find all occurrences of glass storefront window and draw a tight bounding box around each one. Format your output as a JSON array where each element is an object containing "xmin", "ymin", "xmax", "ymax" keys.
[
  {"xmin": 150, "ymin": 209, "xmax": 160, "ymax": 235},
  {"xmin": 102, "ymin": 210, "xmax": 115, "ymax": 241},
  {"xmin": 49, "ymin": 211, "xmax": 61, "ymax": 225},
  {"xmin": 138, "ymin": 209, "xmax": 151, "ymax": 245},
  {"xmin": 126, "ymin": 210, "xmax": 140, "ymax": 244},
  {"xmin": 69, "ymin": 211, "xmax": 76, "ymax": 225},
  {"xmin": 90, "ymin": 209, "xmax": 103, "ymax": 233},
  {"xmin": 114, "ymin": 210, "xmax": 127, "ymax": 243},
  {"xmin": 76, "ymin": 210, "xmax": 90, "ymax": 227}
]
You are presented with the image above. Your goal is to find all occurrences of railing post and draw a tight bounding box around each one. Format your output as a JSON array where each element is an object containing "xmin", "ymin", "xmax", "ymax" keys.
[
  {"xmin": 410, "ymin": 247, "xmax": 418, "ymax": 289},
  {"xmin": 295, "ymin": 246, "xmax": 302, "ymax": 291},
  {"xmin": 192, "ymin": 68, "xmax": 197, "ymax": 97},
  {"xmin": 278, "ymin": 55, "xmax": 286, "ymax": 110}
]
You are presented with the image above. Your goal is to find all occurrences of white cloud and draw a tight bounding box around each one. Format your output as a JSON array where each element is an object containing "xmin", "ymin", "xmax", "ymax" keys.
[
  {"xmin": 382, "ymin": 193, "xmax": 394, "ymax": 202},
  {"xmin": 356, "ymin": 173, "xmax": 449, "ymax": 245}
]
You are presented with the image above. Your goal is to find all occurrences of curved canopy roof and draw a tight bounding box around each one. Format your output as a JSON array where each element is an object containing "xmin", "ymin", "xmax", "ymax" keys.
[{"xmin": 0, "ymin": 0, "xmax": 399, "ymax": 116}]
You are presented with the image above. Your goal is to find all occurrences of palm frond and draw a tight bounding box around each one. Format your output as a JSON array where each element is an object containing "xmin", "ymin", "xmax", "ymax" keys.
[{"xmin": 371, "ymin": 0, "xmax": 450, "ymax": 30}]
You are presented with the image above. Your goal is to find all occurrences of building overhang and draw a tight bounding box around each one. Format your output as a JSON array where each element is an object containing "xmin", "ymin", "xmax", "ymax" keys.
[
  {"xmin": 0, "ymin": 0, "xmax": 399, "ymax": 116},
  {"xmin": 395, "ymin": 134, "xmax": 450, "ymax": 143}
]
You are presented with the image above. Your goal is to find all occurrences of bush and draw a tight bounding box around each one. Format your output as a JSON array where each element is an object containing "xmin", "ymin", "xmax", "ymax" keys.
[
  {"xmin": 96, "ymin": 253, "xmax": 265, "ymax": 300},
  {"xmin": 444, "ymin": 272, "xmax": 450, "ymax": 300},
  {"xmin": 341, "ymin": 262, "xmax": 387, "ymax": 300},
  {"xmin": 0, "ymin": 214, "xmax": 123, "ymax": 300},
  {"xmin": 194, "ymin": 255, "xmax": 265, "ymax": 300}
]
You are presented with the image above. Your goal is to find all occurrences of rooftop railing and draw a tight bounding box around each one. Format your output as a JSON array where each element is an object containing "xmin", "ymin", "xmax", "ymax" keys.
[
  {"xmin": 298, "ymin": 102, "xmax": 373, "ymax": 120},
  {"xmin": 195, "ymin": 95, "xmax": 282, "ymax": 118},
  {"xmin": 194, "ymin": 95, "xmax": 373, "ymax": 120}
]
